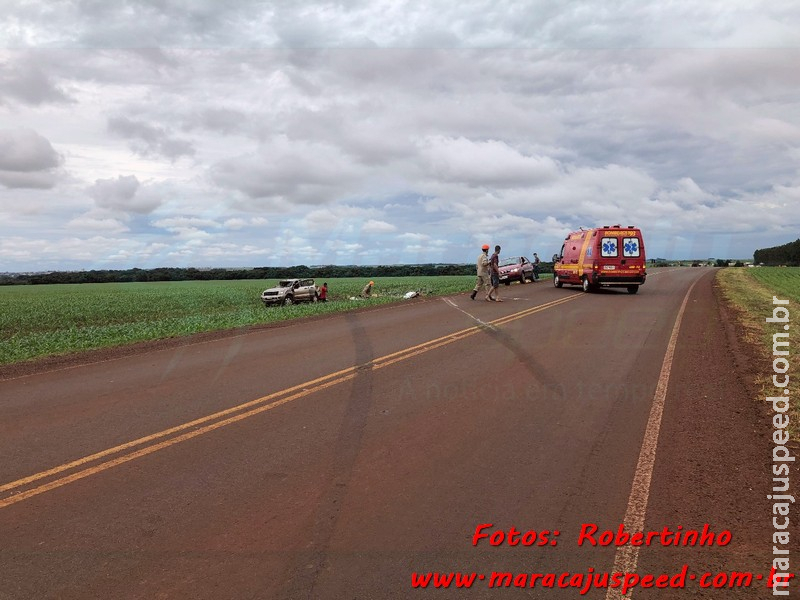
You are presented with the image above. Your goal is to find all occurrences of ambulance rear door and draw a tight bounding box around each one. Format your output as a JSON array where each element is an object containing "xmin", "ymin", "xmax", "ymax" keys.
[{"xmin": 598, "ymin": 229, "xmax": 645, "ymax": 276}]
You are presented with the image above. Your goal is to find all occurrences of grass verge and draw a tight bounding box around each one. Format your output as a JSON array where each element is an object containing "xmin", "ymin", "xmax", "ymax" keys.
[{"xmin": 716, "ymin": 267, "xmax": 799, "ymax": 440}]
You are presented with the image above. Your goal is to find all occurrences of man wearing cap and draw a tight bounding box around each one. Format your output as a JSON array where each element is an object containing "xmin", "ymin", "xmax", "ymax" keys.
[
  {"xmin": 361, "ymin": 280, "xmax": 374, "ymax": 298},
  {"xmin": 470, "ymin": 244, "xmax": 491, "ymax": 300}
]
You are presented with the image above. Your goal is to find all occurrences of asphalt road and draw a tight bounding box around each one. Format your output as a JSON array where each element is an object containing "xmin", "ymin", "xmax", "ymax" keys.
[{"xmin": 0, "ymin": 269, "xmax": 782, "ymax": 599}]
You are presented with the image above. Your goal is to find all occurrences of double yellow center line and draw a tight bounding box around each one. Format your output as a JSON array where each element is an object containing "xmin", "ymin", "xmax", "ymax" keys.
[{"xmin": 0, "ymin": 293, "xmax": 581, "ymax": 510}]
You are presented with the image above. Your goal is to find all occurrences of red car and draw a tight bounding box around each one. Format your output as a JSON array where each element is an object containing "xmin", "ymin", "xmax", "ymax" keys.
[{"xmin": 498, "ymin": 256, "xmax": 535, "ymax": 284}]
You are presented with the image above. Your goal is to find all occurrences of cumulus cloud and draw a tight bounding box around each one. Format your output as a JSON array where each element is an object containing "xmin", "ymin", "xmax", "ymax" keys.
[
  {"xmin": 87, "ymin": 175, "xmax": 163, "ymax": 214},
  {"xmin": 222, "ymin": 217, "xmax": 247, "ymax": 230},
  {"xmin": 153, "ymin": 222, "xmax": 213, "ymax": 240},
  {"xmin": 399, "ymin": 232, "xmax": 430, "ymax": 242},
  {"xmin": 6, "ymin": 1, "xmax": 796, "ymax": 50},
  {"xmin": 301, "ymin": 205, "xmax": 381, "ymax": 233},
  {"xmin": 220, "ymin": 216, "xmax": 270, "ymax": 230},
  {"xmin": 209, "ymin": 139, "xmax": 365, "ymax": 204},
  {"xmin": 419, "ymin": 137, "xmax": 560, "ymax": 188},
  {"xmin": 66, "ymin": 213, "xmax": 130, "ymax": 233},
  {"xmin": 2, "ymin": 3, "xmax": 800, "ymax": 270},
  {"xmin": 0, "ymin": 58, "xmax": 72, "ymax": 105},
  {"xmin": 361, "ymin": 219, "xmax": 397, "ymax": 233},
  {"xmin": 0, "ymin": 130, "xmax": 61, "ymax": 172},
  {"xmin": 108, "ymin": 116, "xmax": 195, "ymax": 160},
  {"xmin": 0, "ymin": 128, "xmax": 63, "ymax": 189},
  {"xmin": 152, "ymin": 216, "xmax": 218, "ymax": 229}
]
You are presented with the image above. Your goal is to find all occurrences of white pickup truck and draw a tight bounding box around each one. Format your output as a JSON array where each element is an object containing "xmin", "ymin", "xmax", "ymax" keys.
[{"xmin": 260, "ymin": 278, "xmax": 318, "ymax": 306}]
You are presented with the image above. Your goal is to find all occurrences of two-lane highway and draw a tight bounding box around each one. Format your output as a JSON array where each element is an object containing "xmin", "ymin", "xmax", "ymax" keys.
[{"xmin": 0, "ymin": 268, "xmax": 771, "ymax": 598}]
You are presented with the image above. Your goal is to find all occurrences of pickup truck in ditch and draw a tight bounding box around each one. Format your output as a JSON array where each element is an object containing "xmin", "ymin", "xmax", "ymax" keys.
[{"xmin": 260, "ymin": 278, "xmax": 319, "ymax": 306}]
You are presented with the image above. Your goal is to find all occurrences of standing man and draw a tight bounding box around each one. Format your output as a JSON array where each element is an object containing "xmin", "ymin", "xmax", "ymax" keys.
[
  {"xmin": 318, "ymin": 282, "xmax": 328, "ymax": 301},
  {"xmin": 532, "ymin": 252, "xmax": 541, "ymax": 281},
  {"xmin": 471, "ymin": 244, "xmax": 491, "ymax": 300},
  {"xmin": 488, "ymin": 244, "xmax": 503, "ymax": 302}
]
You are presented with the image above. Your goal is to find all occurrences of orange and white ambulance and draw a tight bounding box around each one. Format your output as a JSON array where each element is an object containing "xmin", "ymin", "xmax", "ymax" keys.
[{"xmin": 553, "ymin": 225, "xmax": 647, "ymax": 294}]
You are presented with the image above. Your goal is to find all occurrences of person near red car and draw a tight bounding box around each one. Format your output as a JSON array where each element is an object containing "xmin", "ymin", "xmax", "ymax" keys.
[
  {"xmin": 470, "ymin": 244, "xmax": 491, "ymax": 300},
  {"xmin": 488, "ymin": 245, "xmax": 503, "ymax": 302}
]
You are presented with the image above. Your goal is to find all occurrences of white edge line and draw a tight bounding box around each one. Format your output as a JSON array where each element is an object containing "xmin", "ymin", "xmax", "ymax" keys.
[
  {"xmin": 442, "ymin": 297, "xmax": 498, "ymax": 330},
  {"xmin": 605, "ymin": 277, "xmax": 701, "ymax": 600}
]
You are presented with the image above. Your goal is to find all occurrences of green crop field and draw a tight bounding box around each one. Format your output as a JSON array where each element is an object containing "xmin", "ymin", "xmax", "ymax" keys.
[
  {"xmin": 0, "ymin": 276, "xmax": 474, "ymax": 366},
  {"xmin": 749, "ymin": 267, "xmax": 800, "ymax": 304},
  {"xmin": 717, "ymin": 267, "xmax": 799, "ymax": 439}
]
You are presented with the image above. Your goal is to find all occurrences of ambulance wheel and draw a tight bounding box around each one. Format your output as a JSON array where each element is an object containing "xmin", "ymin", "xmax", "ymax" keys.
[
  {"xmin": 553, "ymin": 275, "xmax": 563, "ymax": 288},
  {"xmin": 627, "ymin": 285, "xmax": 639, "ymax": 294},
  {"xmin": 581, "ymin": 277, "xmax": 595, "ymax": 293}
]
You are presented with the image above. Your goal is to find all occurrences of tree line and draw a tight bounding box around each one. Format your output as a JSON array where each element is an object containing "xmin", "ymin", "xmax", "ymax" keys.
[
  {"xmin": 754, "ymin": 239, "xmax": 800, "ymax": 266},
  {"xmin": 0, "ymin": 264, "xmax": 473, "ymax": 285},
  {"xmin": 1, "ymin": 261, "xmax": 559, "ymax": 286}
]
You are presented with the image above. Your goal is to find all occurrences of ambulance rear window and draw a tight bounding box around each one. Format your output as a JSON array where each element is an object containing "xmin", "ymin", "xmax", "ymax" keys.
[
  {"xmin": 622, "ymin": 237, "xmax": 641, "ymax": 257},
  {"xmin": 601, "ymin": 237, "xmax": 618, "ymax": 257}
]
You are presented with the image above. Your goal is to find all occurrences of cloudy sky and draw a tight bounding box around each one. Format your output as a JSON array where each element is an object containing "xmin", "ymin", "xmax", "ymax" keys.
[{"xmin": 1, "ymin": 1, "xmax": 799, "ymax": 271}]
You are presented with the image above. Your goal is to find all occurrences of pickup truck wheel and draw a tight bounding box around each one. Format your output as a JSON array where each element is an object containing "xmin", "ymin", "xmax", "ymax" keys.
[
  {"xmin": 282, "ymin": 295, "xmax": 294, "ymax": 306},
  {"xmin": 312, "ymin": 293, "xmax": 318, "ymax": 302}
]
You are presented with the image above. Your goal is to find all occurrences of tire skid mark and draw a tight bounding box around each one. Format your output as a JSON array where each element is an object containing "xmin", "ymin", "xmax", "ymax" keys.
[
  {"xmin": 0, "ymin": 293, "xmax": 583, "ymax": 510},
  {"xmin": 278, "ymin": 311, "xmax": 376, "ymax": 598}
]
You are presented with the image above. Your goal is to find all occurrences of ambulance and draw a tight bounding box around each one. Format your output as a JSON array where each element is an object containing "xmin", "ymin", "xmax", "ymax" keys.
[{"xmin": 553, "ymin": 225, "xmax": 647, "ymax": 294}]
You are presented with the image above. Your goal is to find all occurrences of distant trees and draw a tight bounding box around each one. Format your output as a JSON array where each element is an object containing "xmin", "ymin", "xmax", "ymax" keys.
[
  {"xmin": 754, "ymin": 239, "xmax": 800, "ymax": 266},
  {"xmin": 0, "ymin": 264, "xmax": 477, "ymax": 286}
]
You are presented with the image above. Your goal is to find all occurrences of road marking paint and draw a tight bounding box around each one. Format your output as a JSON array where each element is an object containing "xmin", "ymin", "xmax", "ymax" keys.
[
  {"xmin": 0, "ymin": 293, "xmax": 583, "ymax": 509},
  {"xmin": 604, "ymin": 278, "xmax": 700, "ymax": 599},
  {"xmin": 0, "ymin": 364, "xmax": 361, "ymax": 496},
  {"xmin": 0, "ymin": 373, "xmax": 356, "ymax": 510},
  {"xmin": 442, "ymin": 297, "xmax": 497, "ymax": 330}
]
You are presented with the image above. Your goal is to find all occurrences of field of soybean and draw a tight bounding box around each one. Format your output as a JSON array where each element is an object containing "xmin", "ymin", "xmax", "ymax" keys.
[
  {"xmin": 749, "ymin": 266, "xmax": 800, "ymax": 304},
  {"xmin": 0, "ymin": 276, "xmax": 473, "ymax": 366}
]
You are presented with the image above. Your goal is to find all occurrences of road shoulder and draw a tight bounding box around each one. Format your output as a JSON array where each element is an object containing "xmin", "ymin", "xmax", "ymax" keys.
[{"xmin": 634, "ymin": 270, "xmax": 798, "ymax": 597}]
